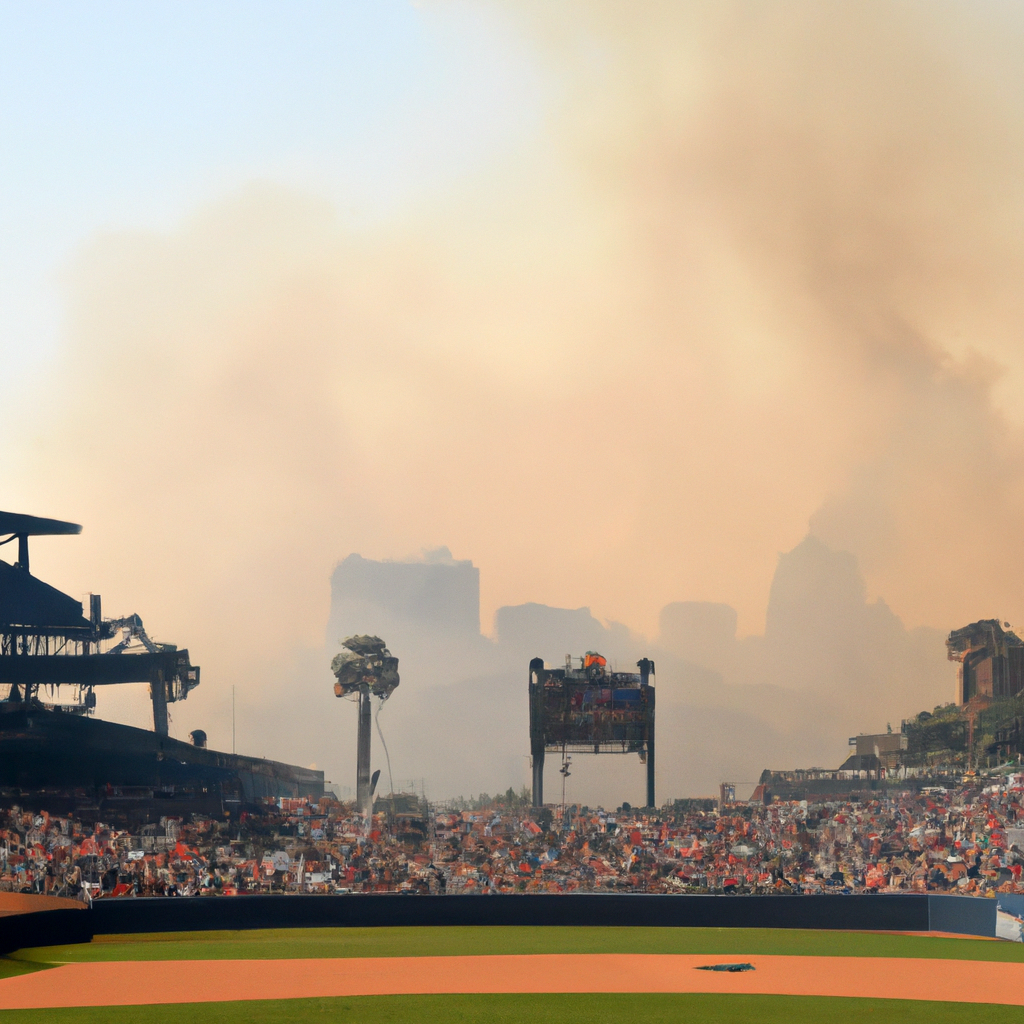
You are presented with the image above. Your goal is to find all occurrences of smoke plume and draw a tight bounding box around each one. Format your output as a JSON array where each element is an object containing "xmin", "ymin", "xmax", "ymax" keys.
[{"xmin": 8, "ymin": 1, "xmax": 1024, "ymax": 799}]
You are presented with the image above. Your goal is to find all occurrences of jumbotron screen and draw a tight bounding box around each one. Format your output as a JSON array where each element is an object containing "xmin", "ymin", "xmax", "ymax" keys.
[{"xmin": 536, "ymin": 677, "xmax": 653, "ymax": 752}]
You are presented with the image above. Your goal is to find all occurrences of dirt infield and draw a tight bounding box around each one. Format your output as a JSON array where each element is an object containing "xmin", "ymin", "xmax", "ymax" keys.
[{"xmin": 1, "ymin": 953, "xmax": 1023, "ymax": 1010}]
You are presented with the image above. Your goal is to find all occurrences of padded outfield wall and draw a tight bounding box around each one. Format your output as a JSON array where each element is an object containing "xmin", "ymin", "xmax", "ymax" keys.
[{"xmin": 0, "ymin": 893, "xmax": 996, "ymax": 954}]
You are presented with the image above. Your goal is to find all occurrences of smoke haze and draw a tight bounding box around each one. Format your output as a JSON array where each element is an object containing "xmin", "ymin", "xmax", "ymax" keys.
[{"xmin": 6, "ymin": 1, "xmax": 1024, "ymax": 801}]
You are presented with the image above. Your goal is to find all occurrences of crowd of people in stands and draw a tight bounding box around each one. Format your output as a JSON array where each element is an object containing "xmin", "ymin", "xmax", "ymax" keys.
[{"xmin": 1, "ymin": 774, "xmax": 1023, "ymax": 899}]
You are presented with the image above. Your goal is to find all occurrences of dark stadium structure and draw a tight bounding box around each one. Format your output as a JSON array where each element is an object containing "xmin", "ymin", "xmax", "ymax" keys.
[
  {"xmin": 0, "ymin": 510, "xmax": 322, "ymax": 820},
  {"xmin": 947, "ymin": 619, "xmax": 1024, "ymax": 703},
  {"xmin": 529, "ymin": 653, "xmax": 655, "ymax": 808}
]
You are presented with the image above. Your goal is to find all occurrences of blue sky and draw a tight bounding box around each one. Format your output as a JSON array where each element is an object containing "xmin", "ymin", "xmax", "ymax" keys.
[{"xmin": 0, "ymin": 1, "xmax": 544, "ymax": 383}]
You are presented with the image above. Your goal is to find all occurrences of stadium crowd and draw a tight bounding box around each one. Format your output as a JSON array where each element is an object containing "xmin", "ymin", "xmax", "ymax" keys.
[{"xmin": 2, "ymin": 775, "xmax": 1023, "ymax": 899}]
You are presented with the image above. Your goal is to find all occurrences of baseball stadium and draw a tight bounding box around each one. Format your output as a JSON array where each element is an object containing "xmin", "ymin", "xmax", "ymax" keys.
[
  {"xmin": 4, "ymin": 513, "xmax": 1024, "ymax": 1018},
  {"xmin": 2, "ymin": 889, "xmax": 1024, "ymax": 1021}
]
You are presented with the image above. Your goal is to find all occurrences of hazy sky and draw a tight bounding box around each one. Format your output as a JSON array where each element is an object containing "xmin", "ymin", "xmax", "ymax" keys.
[
  {"xmin": 5, "ymin": 2, "xmax": 1024, "ymax": 761},
  {"xmin": 0, "ymin": 2, "xmax": 542, "ymax": 377}
]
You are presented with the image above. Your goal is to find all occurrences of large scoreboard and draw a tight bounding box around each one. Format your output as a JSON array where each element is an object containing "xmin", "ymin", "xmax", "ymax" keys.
[{"xmin": 529, "ymin": 653, "xmax": 655, "ymax": 808}]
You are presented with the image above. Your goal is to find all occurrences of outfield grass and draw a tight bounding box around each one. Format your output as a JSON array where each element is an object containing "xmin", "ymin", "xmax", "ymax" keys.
[
  {"xmin": 10, "ymin": 925, "xmax": 1024, "ymax": 970},
  {"xmin": 0, "ymin": 959, "xmax": 48, "ymax": 983},
  {"xmin": 0, "ymin": 992, "xmax": 1015, "ymax": 1024}
]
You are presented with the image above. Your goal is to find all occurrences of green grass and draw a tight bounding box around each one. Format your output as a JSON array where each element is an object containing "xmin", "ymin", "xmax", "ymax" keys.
[
  {"xmin": 0, "ymin": 957, "xmax": 49, "ymax": 982},
  {"xmin": 0, "ymin": 993, "xmax": 1015, "ymax": 1024},
  {"xmin": 10, "ymin": 925, "xmax": 1024, "ymax": 969}
]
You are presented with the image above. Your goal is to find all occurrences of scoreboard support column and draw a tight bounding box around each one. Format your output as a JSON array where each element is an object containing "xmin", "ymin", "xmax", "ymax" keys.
[
  {"xmin": 646, "ymin": 734, "xmax": 655, "ymax": 809},
  {"xmin": 529, "ymin": 657, "xmax": 546, "ymax": 807},
  {"xmin": 639, "ymin": 657, "xmax": 656, "ymax": 809},
  {"xmin": 532, "ymin": 749, "xmax": 544, "ymax": 808}
]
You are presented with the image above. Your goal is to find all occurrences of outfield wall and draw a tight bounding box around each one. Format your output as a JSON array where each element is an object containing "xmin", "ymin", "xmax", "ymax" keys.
[
  {"xmin": 0, "ymin": 906, "xmax": 93, "ymax": 956},
  {"xmin": 0, "ymin": 893, "xmax": 996, "ymax": 953}
]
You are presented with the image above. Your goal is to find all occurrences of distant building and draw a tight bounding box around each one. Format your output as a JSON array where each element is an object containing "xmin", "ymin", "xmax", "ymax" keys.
[
  {"xmin": 947, "ymin": 620, "xmax": 1024, "ymax": 703},
  {"xmin": 657, "ymin": 601, "xmax": 736, "ymax": 667},
  {"xmin": 328, "ymin": 548, "xmax": 480, "ymax": 641},
  {"xmin": 843, "ymin": 732, "xmax": 907, "ymax": 772},
  {"xmin": 495, "ymin": 603, "xmax": 605, "ymax": 658}
]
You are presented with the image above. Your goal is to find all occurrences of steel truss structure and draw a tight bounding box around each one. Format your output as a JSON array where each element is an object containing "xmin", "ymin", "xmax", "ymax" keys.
[{"xmin": 529, "ymin": 653, "xmax": 655, "ymax": 809}]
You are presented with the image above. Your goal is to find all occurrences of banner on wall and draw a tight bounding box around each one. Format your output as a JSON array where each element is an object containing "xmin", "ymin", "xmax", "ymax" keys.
[{"xmin": 996, "ymin": 893, "xmax": 1024, "ymax": 941}]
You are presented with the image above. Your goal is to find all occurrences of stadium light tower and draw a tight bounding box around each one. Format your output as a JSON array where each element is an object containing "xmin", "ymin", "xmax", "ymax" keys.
[{"xmin": 331, "ymin": 635, "xmax": 400, "ymax": 821}]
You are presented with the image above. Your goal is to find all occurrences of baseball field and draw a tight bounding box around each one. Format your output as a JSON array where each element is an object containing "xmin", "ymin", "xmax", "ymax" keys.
[{"xmin": 2, "ymin": 924, "xmax": 1024, "ymax": 1022}]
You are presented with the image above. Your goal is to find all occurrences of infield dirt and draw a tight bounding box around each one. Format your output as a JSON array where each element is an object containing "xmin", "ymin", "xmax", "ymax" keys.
[{"xmin": 1, "ymin": 952, "xmax": 1023, "ymax": 1010}]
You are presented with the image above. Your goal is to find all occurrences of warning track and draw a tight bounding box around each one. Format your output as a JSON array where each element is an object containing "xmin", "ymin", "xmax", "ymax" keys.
[{"xmin": 1, "ymin": 953, "xmax": 1023, "ymax": 1010}]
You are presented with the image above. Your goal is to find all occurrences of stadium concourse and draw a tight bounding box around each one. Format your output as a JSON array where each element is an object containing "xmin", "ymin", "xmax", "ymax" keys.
[{"xmin": 2, "ymin": 776, "xmax": 1024, "ymax": 899}]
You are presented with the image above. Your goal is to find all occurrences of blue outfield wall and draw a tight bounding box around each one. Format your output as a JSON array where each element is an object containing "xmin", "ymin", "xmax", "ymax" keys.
[
  {"xmin": 0, "ymin": 906, "xmax": 92, "ymax": 956},
  {"xmin": 0, "ymin": 893, "xmax": 996, "ymax": 953},
  {"xmin": 928, "ymin": 893, "xmax": 997, "ymax": 937}
]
